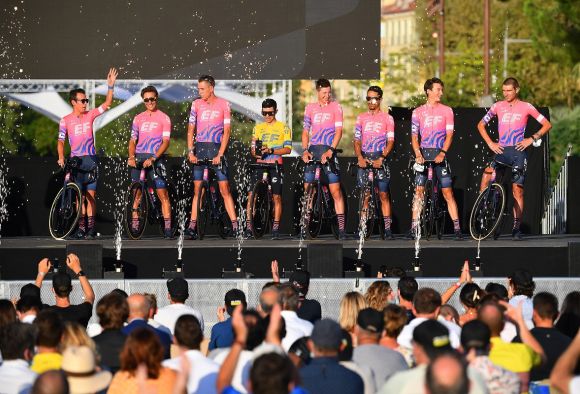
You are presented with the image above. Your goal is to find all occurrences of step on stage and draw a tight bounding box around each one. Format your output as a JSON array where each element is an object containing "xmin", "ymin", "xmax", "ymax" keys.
[{"xmin": 1, "ymin": 234, "xmax": 579, "ymax": 280}]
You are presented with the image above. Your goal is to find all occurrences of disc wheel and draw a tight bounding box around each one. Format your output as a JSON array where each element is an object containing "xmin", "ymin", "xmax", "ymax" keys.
[
  {"xmin": 49, "ymin": 182, "xmax": 82, "ymax": 240},
  {"xmin": 249, "ymin": 181, "xmax": 271, "ymax": 239},
  {"xmin": 469, "ymin": 183, "xmax": 506, "ymax": 240},
  {"xmin": 305, "ymin": 183, "xmax": 322, "ymax": 239}
]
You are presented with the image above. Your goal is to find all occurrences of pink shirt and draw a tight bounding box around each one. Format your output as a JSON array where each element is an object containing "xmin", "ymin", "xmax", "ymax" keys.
[
  {"xmin": 481, "ymin": 100, "xmax": 546, "ymax": 147},
  {"xmin": 411, "ymin": 103, "xmax": 454, "ymax": 150},
  {"xmin": 58, "ymin": 104, "xmax": 107, "ymax": 157},
  {"xmin": 131, "ymin": 110, "xmax": 171, "ymax": 154},
  {"xmin": 188, "ymin": 97, "xmax": 231, "ymax": 143},
  {"xmin": 354, "ymin": 111, "xmax": 395, "ymax": 153},
  {"xmin": 303, "ymin": 101, "xmax": 343, "ymax": 147}
]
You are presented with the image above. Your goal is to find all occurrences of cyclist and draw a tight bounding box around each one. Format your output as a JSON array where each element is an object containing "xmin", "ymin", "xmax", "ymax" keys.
[
  {"xmin": 302, "ymin": 78, "xmax": 347, "ymax": 240},
  {"xmin": 477, "ymin": 77, "xmax": 551, "ymax": 240},
  {"xmin": 353, "ymin": 86, "xmax": 395, "ymax": 239},
  {"xmin": 185, "ymin": 75, "xmax": 238, "ymax": 239},
  {"xmin": 127, "ymin": 85, "xmax": 173, "ymax": 239},
  {"xmin": 409, "ymin": 77, "xmax": 462, "ymax": 240},
  {"xmin": 245, "ymin": 98, "xmax": 292, "ymax": 240},
  {"xmin": 57, "ymin": 67, "xmax": 118, "ymax": 239}
]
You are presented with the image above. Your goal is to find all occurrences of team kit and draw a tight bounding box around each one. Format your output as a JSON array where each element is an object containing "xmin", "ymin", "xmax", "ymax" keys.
[{"xmin": 56, "ymin": 69, "xmax": 551, "ymax": 241}]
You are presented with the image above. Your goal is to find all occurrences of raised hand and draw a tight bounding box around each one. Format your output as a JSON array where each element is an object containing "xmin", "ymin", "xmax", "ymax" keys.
[{"xmin": 107, "ymin": 67, "xmax": 118, "ymax": 86}]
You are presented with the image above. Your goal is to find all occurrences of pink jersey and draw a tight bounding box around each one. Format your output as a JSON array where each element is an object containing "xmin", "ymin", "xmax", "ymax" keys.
[
  {"xmin": 481, "ymin": 100, "xmax": 546, "ymax": 147},
  {"xmin": 131, "ymin": 110, "xmax": 171, "ymax": 154},
  {"xmin": 58, "ymin": 104, "xmax": 107, "ymax": 157},
  {"xmin": 188, "ymin": 97, "xmax": 231, "ymax": 143},
  {"xmin": 303, "ymin": 101, "xmax": 343, "ymax": 147},
  {"xmin": 411, "ymin": 103, "xmax": 454, "ymax": 149},
  {"xmin": 354, "ymin": 111, "xmax": 395, "ymax": 153}
]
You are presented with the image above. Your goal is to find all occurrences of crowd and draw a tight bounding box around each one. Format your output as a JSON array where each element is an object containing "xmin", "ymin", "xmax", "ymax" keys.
[{"xmin": 0, "ymin": 255, "xmax": 579, "ymax": 394}]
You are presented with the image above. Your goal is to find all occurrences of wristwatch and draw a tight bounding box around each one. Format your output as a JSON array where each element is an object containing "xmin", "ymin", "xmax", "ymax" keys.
[{"xmin": 77, "ymin": 270, "xmax": 86, "ymax": 277}]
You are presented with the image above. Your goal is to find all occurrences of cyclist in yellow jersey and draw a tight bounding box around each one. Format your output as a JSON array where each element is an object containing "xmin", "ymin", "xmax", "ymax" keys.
[{"xmin": 245, "ymin": 98, "xmax": 292, "ymax": 239}]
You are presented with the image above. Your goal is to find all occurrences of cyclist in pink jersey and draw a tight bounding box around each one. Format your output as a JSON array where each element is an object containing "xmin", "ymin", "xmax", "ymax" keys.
[
  {"xmin": 127, "ymin": 85, "xmax": 173, "ymax": 239},
  {"xmin": 477, "ymin": 77, "xmax": 552, "ymax": 239},
  {"xmin": 302, "ymin": 79, "xmax": 347, "ymax": 240},
  {"xmin": 409, "ymin": 77, "xmax": 462, "ymax": 240},
  {"xmin": 353, "ymin": 86, "xmax": 395, "ymax": 239},
  {"xmin": 57, "ymin": 67, "xmax": 118, "ymax": 239},
  {"xmin": 185, "ymin": 75, "xmax": 238, "ymax": 239}
]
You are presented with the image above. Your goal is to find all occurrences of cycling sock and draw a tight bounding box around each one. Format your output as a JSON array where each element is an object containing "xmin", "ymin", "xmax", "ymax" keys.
[
  {"xmin": 231, "ymin": 220, "xmax": 239, "ymax": 231},
  {"xmin": 383, "ymin": 216, "xmax": 392, "ymax": 230},
  {"xmin": 246, "ymin": 217, "xmax": 252, "ymax": 231},
  {"xmin": 513, "ymin": 218, "xmax": 521, "ymax": 230},
  {"xmin": 88, "ymin": 216, "xmax": 95, "ymax": 230},
  {"xmin": 337, "ymin": 213, "xmax": 345, "ymax": 231},
  {"xmin": 78, "ymin": 216, "xmax": 86, "ymax": 232},
  {"xmin": 164, "ymin": 218, "xmax": 171, "ymax": 231},
  {"xmin": 411, "ymin": 219, "xmax": 418, "ymax": 230},
  {"xmin": 131, "ymin": 217, "xmax": 139, "ymax": 230},
  {"xmin": 189, "ymin": 219, "xmax": 197, "ymax": 230},
  {"xmin": 273, "ymin": 221, "xmax": 280, "ymax": 232},
  {"xmin": 453, "ymin": 219, "xmax": 460, "ymax": 231}
]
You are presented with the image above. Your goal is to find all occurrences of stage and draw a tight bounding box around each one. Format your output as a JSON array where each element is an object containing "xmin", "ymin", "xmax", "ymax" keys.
[{"xmin": 1, "ymin": 234, "xmax": 578, "ymax": 280}]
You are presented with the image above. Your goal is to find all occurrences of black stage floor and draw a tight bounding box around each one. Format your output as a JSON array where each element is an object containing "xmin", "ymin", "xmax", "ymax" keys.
[{"xmin": 1, "ymin": 234, "xmax": 579, "ymax": 280}]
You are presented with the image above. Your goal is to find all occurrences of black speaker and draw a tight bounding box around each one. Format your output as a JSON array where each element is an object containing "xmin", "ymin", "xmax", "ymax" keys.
[
  {"xmin": 66, "ymin": 243, "xmax": 103, "ymax": 279},
  {"xmin": 307, "ymin": 243, "xmax": 343, "ymax": 278},
  {"xmin": 568, "ymin": 242, "xmax": 580, "ymax": 277}
]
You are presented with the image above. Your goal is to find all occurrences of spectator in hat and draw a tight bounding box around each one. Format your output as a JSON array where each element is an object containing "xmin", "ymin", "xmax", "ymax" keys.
[
  {"xmin": 209, "ymin": 289, "xmax": 247, "ymax": 351},
  {"xmin": 154, "ymin": 278, "xmax": 204, "ymax": 334},
  {"xmin": 379, "ymin": 320, "xmax": 487, "ymax": 394},
  {"xmin": 278, "ymin": 283, "xmax": 313, "ymax": 351},
  {"xmin": 60, "ymin": 346, "xmax": 112, "ymax": 394},
  {"xmin": 299, "ymin": 318, "xmax": 364, "ymax": 394},
  {"xmin": 31, "ymin": 309, "xmax": 65, "ymax": 374},
  {"xmin": 508, "ymin": 269, "xmax": 535, "ymax": 328},
  {"xmin": 338, "ymin": 329, "xmax": 376, "ymax": 394},
  {"xmin": 92, "ymin": 292, "xmax": 128, "ymax": 374},
  {"xmin": 35, "ymin": 255, "xmax": 95, "ymax": 327},
  {"xmin": 16, "ymin": 296, "xmax": 43, "ymax": 324},
  {"xmin": 0, "ymin": 322, "xmax": 37, "ymax": 393},
  {"xmin": 352, "ymin": 308, "xmax": 407, "ymax": 389}
]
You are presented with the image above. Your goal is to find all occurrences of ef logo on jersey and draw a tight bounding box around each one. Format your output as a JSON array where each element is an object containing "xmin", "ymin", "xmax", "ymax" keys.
[
  {"xmin": 200, "ymin": 110, "xmax": 221, "ymax": 121},
  {"xmin": 313, "ymin": 113, "xmax": 331, "ymax": 124},
  {"xmin": 363, "ymin": 122, "xmax": 383, "ymax": 133},
  {"xmin": 73, "ymin": 123, "xmax": 90, "ymax": 136},
  {"xmin": 500, "ymin": 113, "xmax": 522, "ymax": 124},
  {"xmin": 140, "ymin": 122, "xmax": 158, "ymax": 132},
  {"xmin": 424, "ymin": 115, "xmax": 443, "ymax": 128}
]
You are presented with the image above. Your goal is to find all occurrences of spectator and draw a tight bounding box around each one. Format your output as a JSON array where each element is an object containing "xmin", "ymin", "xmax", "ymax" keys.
[
  {"xmin": 338, "ymin": 329, "xmax": 375, "ymax": 394},
  {"xmin": 278, "ymin": 283, "xmax": 313, "ymax": 351},
  {"xmin": 288, "ymin": 337, "xmax": 311, "ymax": 369},
  {"xmin": 163, "ymin": 314, "xmax": 219, "ymax": 394},
  {"xmin": 478, "ymin": 300, "xmax": 544, "ymax": 392},
  {"xmin": 513, "ymin": 291, "xmax": 572, "ymax": 381},
  {"xmin": 508, "ymin": 269, "xmax": 535, "ymax": 328},
  {"xmin": 108, "ymin": 327, "xmax": 177, "ymax": 394},
  {"xmin": 425, "ymin": 351, "xmax": 469, "ymax": 394},
  {"xmin": 16, "ymin": 295, "xmax": 43, "ymax": 323},
  {"xmin": 485, "ymin": 282, "xmax": 509, "ymax": 301},
  {"xmin": 289, "ymin": 270, "xmax": 321, "ymax": 323},
  {"xmin": 379, "ymin": 304, "xmax": 413, "ymax": 367},
  {"xmin": 61, "ymin": 346, "xmax": 112, "ymax": 394},
  {"xmin": 0, "ymin": 299, "xmax": 17, "ymax": 328},
  {"xmin": 397, "ymin": 276, "xmax": 418, "ymax": 322},
  {"xmin": 461, "ymin": 319, "xmax": 520, "ymax": 394},
  {"xmin": 458, "ymin": 283, "xmax": 485, "ymax": 325},
  {"xmin": 338, "ymin": 291, "xmax": 366, "ymax": 345},
  {"xmin": 556, "ymin": 291, "xmax": 580, "ymax": 339},
  {"xmin": 352, "ymin": 308, "xmax": 408, "ymax": 388},
  {"xmin": 31, "ymin": 309, "xmax": 65, "ymax": 373},
  {"xmin": 60, "ymin": 322, "xmax": 97, "ymax": 356},
  {"xmin": 154, "ymin": 278, "xmax": 204, "ymax": 334},
  {"xmin": 439, "ymin": 304, "xmax": 460, "ymax": 326},
  {"xmin": 35, "ymin": 255, "xmax": 95, "ymax": 327},
  {"xmin": 550, "ymin": 330, "xmax": 580, "ymax": 394},
  {"xmin": 0, "ymin": 322, "xmax": 37, "ymax": 393},
  {"xmin": 479, "ymin": 293, "xmax": 518, "ymax": 342},
  {"xmin": 300, "ymin": 319, "xmax": 364, "ymax": 394},
  {"xmin": 379, "ymin": 320, "xmax": 487, "ymax": 394},
  {"xmin": 210, "ymin": 289, "xmax": 247, "ymax": 351},
  {"xmin": 257, "ymin": 283, "xmax": 279, "ymax": 318},
  {"xmin": 31, "ymin": 370, "xmax": 69, "ymax": 394},
  {"xmin": 397, "ymin": 287, "xmax": 461, "ymax": 349},
  {"xmin": 364, "ymin": 280, "xmax": 393, "ymax": 311},
  {"xmin": 20, "ymin": 282, "xmax": 42, "ymax": 300},
  {"xmin": 123, "ymin": 294, "xmax": 172, "ymax": 359},
  {"xmin": 92, "ymin": 292, "xmax": 128, "ymax": 374},
  {"xmin": 144, "ymin": 293, "xmax": 172, "ymax": 337}
]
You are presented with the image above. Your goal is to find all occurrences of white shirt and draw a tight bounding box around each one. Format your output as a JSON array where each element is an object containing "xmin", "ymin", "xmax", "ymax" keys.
[
  {"xmin": 148, "ymin": 318, "xmax": 172, "ymax": 337},
  {"xmin": 163, "ymin": 349, "xmax": 218, "ymax": 394},
  {"xmin": 397, "ymin": 317, "xmax": 461, "ymax": 349},
  {"xmin": 212, "ymin": 348, "xmax": 254, "ymax": 394},
  {"xmin": 570, "ymin": 376, "xmax": 580, "ymax": 394},
  {"xmin": 0, "ymin": 359, "xmax": 37, "ymax": 394},
  {"xmin": 509, "ymin": 295, "xmax": 534, "ymax": 329},
  {"xmin": 20, "ymin": 314, "xmax": 36, "ymax": 324},
  {"xmin": 280, "ymin": 310, "xmax": 314, "ymax": 351},
  {"xmin": 341, "ymin": 360, "xmax": 376, "ymax": 394},
  {"xmin": 154, "ymin": 303, "xmax": 204, "ymax": 334}
]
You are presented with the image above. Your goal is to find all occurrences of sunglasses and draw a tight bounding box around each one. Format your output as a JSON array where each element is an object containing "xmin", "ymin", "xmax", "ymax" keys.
[
  {"xmin": 74, "ymin": 99, "xmax": 89, "ymax": 104},
  {"xmin": 262, "ymin": 111, "xmax": 275, "ymax": 116},
  {"xmin": 366, "ymin": 96, "xmax": 381, "ymax": 102},
  {"xmin": 143, "ymin": 97, "xmax": 158, "ymax": 103}
]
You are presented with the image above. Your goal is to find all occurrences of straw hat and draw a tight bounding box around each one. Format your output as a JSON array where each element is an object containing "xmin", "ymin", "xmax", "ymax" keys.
[{"xmin": 61, "ymin": 346, "xmax": 112, "ymax": 394}]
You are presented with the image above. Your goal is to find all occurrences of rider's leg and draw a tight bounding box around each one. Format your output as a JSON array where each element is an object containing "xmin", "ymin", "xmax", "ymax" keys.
[
  {"xmin": 85, "ymin": 190, "xmax": 97, "ymax": 233},
  {"xmin": 218, "ymin": 180, "xmax": 238, "ymax": 231},
  {"xmin": 480, "ymin": 167, "xmax": 494, "ymax": 193},
  {"xmin": 189, "ymin": 180, "xmax": 202, "ymax": 229},
  {"xmin": 379, "ymin": 191, "xmax": 391, "ymax": 230},
  {"xmin": 512, "ymin": 184, "xmax": 524, "ymax": 230},
  {"xmin": 272, "ymin": 194, "xmax": 282, "ymax": 232},
  {"xmin": 411, "ymin": 186, "xmax": 425, "ymax": 229},
  {"xmin": 329, "ymin": 182, "xmax": 345, "ymax": 232},
  {"xmin": 156, "ymin": 188, "xmax": 171, "ymax": 230},
  {"xmin": 442, "ymin": 187, "xmax": 460, "ymax": 231}
]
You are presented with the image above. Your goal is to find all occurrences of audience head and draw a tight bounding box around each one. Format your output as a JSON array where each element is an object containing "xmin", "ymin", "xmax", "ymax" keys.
[
  {"xmin": 174, "ymin": 314, "xmax": 203, "ymax": 350},
  {"xmin": 459, "ymin": 283, "xmax": 485, "ymax": 310},
  {"xmin": 61, "ymin": 346, "xmax": 112, "ymax": 394},
  {"xmin": 31, "ymin": 370, "xmax": 70, "ymax": 394},
  {"xmin": 249, "ymin": 352, "xmax": 298, "ymax": 394},
  {"xmin": 439, "ymin": 304, "xmax": 460, "ymax": 325},
  {"xmin": 109, "ymin": 288, "xmax": 129, "ymax": 299},
  {"xmin": 477, "ymin": 301, "xmax": 505, "ymax": 337},
  {"xmin": 259, "ymin": 285, "xmax": 279, "ymax": 316},
  {"xmin": 356, "ymin": 307, "xmax": 385, "ymax": 342},
  {"xmin": 288, "ymin": 336, "xmax": 312, "ymax": 368},
  {"xmin": 310, "ymin": 318, "xmax": 343, "ymax": 355},
  {"xmin": 560, "ymin": 291, "xmax": 580, "ymax": 316},
  {"xmin": 398, "ymin": 276, "xmax": 419, "ymax": 304},
  {"xmin": 52, "ymin": 272, "xmax": 73, "ymax": 298},
  {"xmin": 120, "ymin": 327, "xmax": 164, "ymax": 378},
  {"xmin": 244, "ymin": 309, "xmax": 267, "ymax": 351},
  {"xmin": 34, "ymin": 309, "xmax": 64, "ymax": 349},
  {"xmin": 383, "ymin": 304, "xmax": 408, "ymax": 339},
  {"xmin": 16, "ymin": 296, "xmax": 43, "ymax": 319},
  {"xmin": 60, "ymin": 322, "xmax": 96, "ymax": 354},
  {"xmin": 425, "ymin": 351, "xmax": 469, "ymax": 394},
  {"xmin": 96, "ymin": 292, "xmax": 129, "ymax": 330},
  {"xmin": 461, "ymin": 319, "xmax": 491, "ymax": 355},
  {"xmin": 412, "ymin": 320, "xmax": 453, "ymax": 364},
  {"xmin": 508, "ymin": 269, "xmax": 535, "ymax": 298},
  {"xmin": 278, "ymin": 283, "xmax": 300, "ymax": 312},
  {"xmin": 289, "ymin": 270, "xmax": 311, "ymax": 298},
  {"xmin": 167, "ymin": 277, "xmax": 189, "ymax": 303},
  {"xmin": 484, "ymin": 282, "xmax": 509, "ymax": 301},
  {"xmin": 339, "ymin": 291, "xmax": 366, "ymax": 332},
  {"xmin": 127, "ymin": 293, "xmax": 151, "ymax": 320},
  {"xmin": 364, "ymin": 280, "xmax": 393, "ymax": 311},
  {"xmin": 20, "ymin": 283, "xmax": 42, "ymax": 299},
  {"xmin": 0, "ymin": 322, "xmax": 36, "ymax": 361},
  {"xmin": 0, "ymin": 299, "xmax": 17, "ymax": 328},
  {"xmin": 413, "ymin": 287, "xmax": 442, "ymax": 317},
  {"xmin": 225, "ymin": 289, "xmax": 247, "ymax": 316},
  {"xmin": 532, "ymin": 292, "xmax": 559, "ymax": 323},
  {"xmin": 338, "ymin": 329, "xmax": 354, "ymax": 362},
  {"xmin": 143, "ymin": 293, "xmax": 158, "ymax": 318}
]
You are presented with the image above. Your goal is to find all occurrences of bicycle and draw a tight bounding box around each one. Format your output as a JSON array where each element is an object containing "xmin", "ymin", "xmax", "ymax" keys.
[
  {"xmin": 48, "ymin": 157, "xmax": 96, "ymax": 240},
  {"xmin": 124, "ymin": 160, "xmax": 178, "ymax": 240},
  {"xmin": 469, "ymin": 159, "xmax": 522, "ymax": 240},
  {"xmin": 347, "ymin": 159, "xmax": 389, "ymax": 240},
  {"xmin": 247, "ymin": 162, "xmax": 281, "ymax": 239},
  {"xmin": 411, "ymin": 159, "xmax": 447, "ymax": 240},
  {"xmin": 193, "ymin": 158, "xmax": 231, "ymax": 240}
]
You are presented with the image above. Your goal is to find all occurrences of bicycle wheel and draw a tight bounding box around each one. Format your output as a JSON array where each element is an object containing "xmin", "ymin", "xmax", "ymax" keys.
[
  {"xmin": 49, "ymin": 182, "xmax": 82, "ymax": 240},
  {"xmin": 157, "ymin": 183, "xmax": 179, "ymax": 237},
  {"xmin": 420, "ymin": 181, "xmax": 435, "ymax": 240},
  {"xmin": 305, "ymin": 183, "xmax": 322, "ymax": 239},
  {"xmin": 249, "ymin": 181, "xmax": 271, "ymax": 239},
  {"xmin": 357, "ymin": 185, "xmax": 374, "ymax": 240},
  {"xmin": 196, "ymin": 183, "xmax": 210, "ymax": 240},
  {"xmin": 469, "ymin": 183, "xmax": 506, "ymax": 240},
  {"xmin": 124, "ymin": 182, "xmax": 148, "ymax": 240}
]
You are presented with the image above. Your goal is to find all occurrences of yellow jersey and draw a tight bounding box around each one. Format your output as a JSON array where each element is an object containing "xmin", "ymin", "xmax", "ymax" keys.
[{"xmin": 252, "ymin": 120, "xmax": 292, "ymax": 164}]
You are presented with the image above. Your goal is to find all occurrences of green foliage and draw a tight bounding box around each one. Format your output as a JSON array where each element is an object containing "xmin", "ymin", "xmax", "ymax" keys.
[{"xmin": 547, "ymin": 106, "xmax": 580, "ymax": 180}]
